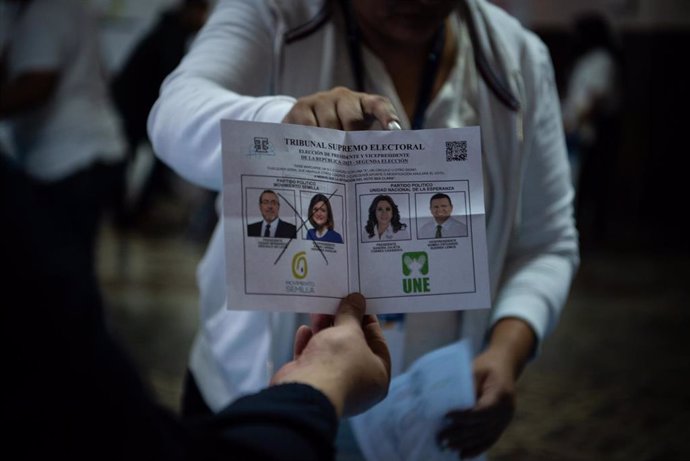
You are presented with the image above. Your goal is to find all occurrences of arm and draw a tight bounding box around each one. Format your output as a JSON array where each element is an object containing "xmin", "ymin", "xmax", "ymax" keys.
[
  {"xmin": 148, "ymin": 0, "xmax": 400, "ymax": 191},
  {"xmin": 191, "ymin": 383, "xmax": 339, "ymax": 461},
  {"xmin": 191, "ymin": 294, "xmax": 391, "ymax": 460},
  {"xmin": 271, "ymin": 293, "xmax": 391, "ymax": 417},
  {"xmin": 440, "ymin": 36, "xmax": 579, "ymax": 458},
  {"xmin": 148, "ymin": 0, "xmax": 294, "ymax": 191},
  {"xmin": 491, "ymin": 37, "xmax": 579, "ymax": 351}
]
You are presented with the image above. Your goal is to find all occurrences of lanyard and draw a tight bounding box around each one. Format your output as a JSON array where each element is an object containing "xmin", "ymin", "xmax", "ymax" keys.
[{"xmin": 340, "ymin": 0, "xmax": 446, "ymax": 130}]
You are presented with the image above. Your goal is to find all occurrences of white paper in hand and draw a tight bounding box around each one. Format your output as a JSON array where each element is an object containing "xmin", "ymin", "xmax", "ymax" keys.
[{"xmin": 350, "ymin": 339, "xmax": 486, "ymax": 461}]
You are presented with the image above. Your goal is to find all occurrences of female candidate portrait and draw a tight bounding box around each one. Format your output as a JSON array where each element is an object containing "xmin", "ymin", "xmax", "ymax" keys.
[
  {"xmin": 306, "ymin": 193, "xmax": 344, "ymax": 243},
  {"xmin": 363, "ymin": 194, "xmax": 409, "ymax": 241}
]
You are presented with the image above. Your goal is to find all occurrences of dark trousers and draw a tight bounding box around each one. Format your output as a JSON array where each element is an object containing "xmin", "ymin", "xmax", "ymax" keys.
[{"xmin": 8, "ymin": 160, "xmax": 124, "ymax": 308}]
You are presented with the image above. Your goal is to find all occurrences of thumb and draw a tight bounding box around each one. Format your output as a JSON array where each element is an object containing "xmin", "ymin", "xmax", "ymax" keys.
[
  {"xmin": 293, "ymin": 325, "xmax": 313, "ymax": 359},
  {"xmin": 333, "ymin": 292, "xmax": 366, "ymax": 328}
]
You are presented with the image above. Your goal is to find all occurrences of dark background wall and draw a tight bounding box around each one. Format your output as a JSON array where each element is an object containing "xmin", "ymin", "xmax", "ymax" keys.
[{"xmin": 535, "ymin": 26, "xmax": 690, "ymax": 253}]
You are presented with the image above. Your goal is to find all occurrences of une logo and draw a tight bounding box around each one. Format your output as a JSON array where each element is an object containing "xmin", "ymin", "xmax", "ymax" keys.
[
  {"xmin": 292, "ymin": 251, "xmax": 308, "ymax": 279},
  {"xmin": 402, "ymin": 252, "xmax": 430, "ymax": 293}
]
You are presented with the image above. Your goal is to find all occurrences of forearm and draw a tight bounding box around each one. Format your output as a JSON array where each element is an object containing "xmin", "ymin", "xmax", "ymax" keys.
[
  {"xmin": 491, "ymin": 37, "xmax": 579, "ymax": 348},
  {"xmin": 196, "ymin": 383, "xmax": 337, "ymax": 461},
  {"xmin": 147, "ymin": 0, "xmax": 294, "ymax": 191},
  {"xmin": 485, "ymin": 317, "xmax": 537, "ymax": 379},
  {"xmin": 148, "ymin": 76, "xmax": 294, "ymax": 190}
]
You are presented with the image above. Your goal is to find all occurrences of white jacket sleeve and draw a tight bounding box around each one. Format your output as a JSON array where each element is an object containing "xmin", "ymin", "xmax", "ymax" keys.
[
  {"xmin": 491, "ymin": 36, "xmax": 580, "ymax": 343},
  {"xmin": 147, "ymin": 0, "xmax": 295, "ymax": 191}
]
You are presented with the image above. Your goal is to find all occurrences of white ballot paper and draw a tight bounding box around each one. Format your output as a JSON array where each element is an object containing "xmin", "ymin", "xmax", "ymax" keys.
[
  {"xmin": 350, "ymin": 339, "xmax": 484, "ymax": 461},
  {"xmin": 221, "ymin": 120, "xmax": 490, "ymax": 314}
]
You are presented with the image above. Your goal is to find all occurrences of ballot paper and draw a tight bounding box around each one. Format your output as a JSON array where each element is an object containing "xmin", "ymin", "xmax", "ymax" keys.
[
  {"xmin": 220, "ymin": 120, "xmax": 490, "ymax": 314},
  {"xmin": 350, "ymin": 339, "xmax": 485, "ymax": 461}
]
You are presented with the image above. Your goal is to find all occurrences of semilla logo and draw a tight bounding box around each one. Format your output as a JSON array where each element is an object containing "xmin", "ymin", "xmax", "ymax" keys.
[{"xmin": 292, "ymin": 251, "xmax": 308, "ymax": 279}]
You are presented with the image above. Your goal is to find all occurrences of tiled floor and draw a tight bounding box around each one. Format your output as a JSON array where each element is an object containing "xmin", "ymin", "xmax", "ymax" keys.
[{"xmin": 97, "ymin": 187, "xmax": 690, "ymax": 460}]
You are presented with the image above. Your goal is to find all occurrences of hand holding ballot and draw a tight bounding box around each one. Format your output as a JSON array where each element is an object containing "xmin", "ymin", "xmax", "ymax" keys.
[
  {"xmin": 272, "ymin": 293, "xmax": 391, "ymax": 417},
  {"xmin": 282, "ymin": 86, "xmax": 401, "ymax": 131}
]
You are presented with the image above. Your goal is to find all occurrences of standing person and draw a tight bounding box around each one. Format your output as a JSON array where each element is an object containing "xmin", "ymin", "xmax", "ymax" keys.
[
  {"xmin": 561, "ymin": 12, "xmax": 622, "ymax": 249},
  {"xmin": 363, "ymin": 194, "xmax": 409, "ymax": 241},
  {"xmin": 418, "ymin": 192, "xmax": 468, "ymax": 239},
  {"xmin": 0, "ymin": 0, "xmax": 126, "ymax": 306},
  {"xmin": 110, "ymin": 0, "xmax": 210, "ymax": 224},
  {"xmin": 307, "ymin": 193, "xmax": 344, "ymax": 243},
  {"xmin": 148, "ymin": 0, "xmax": 579, "ymax": 458},
  {"xmin": 247, "ymin": 189, "xmax": 298, "ymax": 238}
]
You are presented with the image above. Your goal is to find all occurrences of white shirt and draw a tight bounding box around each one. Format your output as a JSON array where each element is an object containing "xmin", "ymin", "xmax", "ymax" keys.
[
  {"xmin": 561, "ymin": 48, "xmax": 619, "ymax": 144},
  {"xmin": 5, "ymin": 0, "xmax": 124, "ymax": 181},
  {"xmin": 418, "ymin": 217, "xmax": 468, "ymax": 239},
  {"xmin": 363, "ymin": 224, "xmax": 410, "ymax": 242},
  {"xmin": 260, "ymin": 220, "xmax": 275, "ymax": 237}
]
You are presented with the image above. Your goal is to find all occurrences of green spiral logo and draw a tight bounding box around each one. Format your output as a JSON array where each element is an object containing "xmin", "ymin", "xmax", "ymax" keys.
[{"xmin": 292, "ymin": 251, "xmax": 308, "ymax": 279}]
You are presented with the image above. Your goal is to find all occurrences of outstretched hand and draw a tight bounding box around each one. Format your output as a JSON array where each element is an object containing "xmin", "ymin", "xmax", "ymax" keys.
[
  {"xmin": 282, "ymin": 86, "xmax": 400, "ymax": 131},
  {"xmin": 437, "ymin": 318, "xmax": 536, "ymax": 459},
  {"xmin": 271, "ymin": 293, "xmax": 391, "ymax": 417},
  {"xmin": 437, "ymin": 348, "xmax": 516, "ymax": 458}
]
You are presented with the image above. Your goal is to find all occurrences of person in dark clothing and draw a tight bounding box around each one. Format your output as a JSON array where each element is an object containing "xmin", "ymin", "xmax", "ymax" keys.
[
  {"xmin": 1, "ymin": 158, "xmax": 391, "ymax": 461},
  {"xmin": 111, "ymin": 0, "xmax": 211, "ymax": 224}
]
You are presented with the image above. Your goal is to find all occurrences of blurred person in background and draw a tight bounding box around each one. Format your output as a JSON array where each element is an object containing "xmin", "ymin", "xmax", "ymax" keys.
[
  {"xmin": 561, "ymin": 12, "xmax": 623, "ymax": 249},
  {"xmin": 0, "ymin": 0, "xmax": 126, "ymax": 306},
  {"xmin": 111, "ymin": 0, "xmax": 211, "ymax": 231}
]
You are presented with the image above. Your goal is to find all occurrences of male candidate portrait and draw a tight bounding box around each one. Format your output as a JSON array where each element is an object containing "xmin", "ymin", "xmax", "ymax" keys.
[
  {"xmin": 418, "ymin": 193, "xmax": 468, "ymax": 239},
  {"xmin": 247, "ymin": 189, "xmax": 297, "ymax": 238}
]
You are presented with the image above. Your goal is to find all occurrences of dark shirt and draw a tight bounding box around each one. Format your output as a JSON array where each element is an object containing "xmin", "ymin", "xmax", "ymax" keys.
[
  {"xmin": 1, "ymin": 159, "xmax": 338, "ymax": 461},
  {"xmin": 307, "ymin": 228, "xmax": 344, "ymax": 244}
]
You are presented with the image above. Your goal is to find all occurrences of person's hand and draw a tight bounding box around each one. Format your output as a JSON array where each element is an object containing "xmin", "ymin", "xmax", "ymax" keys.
[
  {"xmin": 437, "ymin": 318, "xmax": 535, "ymax": 459},
  {"xmin": 282, "ymin": 86, "xmax": 401, "ymax": 131},
  {"xmin": 271, "ymin": 293, "xmax": 391, "ymax": 417},
  {"xmin": 437, "ymin": 347, "xmax": 516, "ymax": 459}
]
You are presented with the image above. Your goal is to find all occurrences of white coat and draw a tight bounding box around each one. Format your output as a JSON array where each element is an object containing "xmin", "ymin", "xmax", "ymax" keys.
[{"xmin": 149, "ymin": 0, "xmax": 579, "ymax": 412}]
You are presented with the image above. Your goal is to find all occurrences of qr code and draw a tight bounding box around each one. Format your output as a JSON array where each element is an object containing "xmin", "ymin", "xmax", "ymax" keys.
[{"xmin": 445, "ymin": 140, "xmax": 467, "ymax": 161}]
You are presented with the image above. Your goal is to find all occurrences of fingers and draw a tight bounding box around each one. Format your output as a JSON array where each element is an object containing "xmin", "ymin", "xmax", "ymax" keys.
[
  {"xmin": 282, "ymin": 101, "xmax": 318, "ymax": 126},
  {"xmin": 310, "ymin": 313, "xmax": 334, "ymax": 335},
  {"xmin": 282, "ymin": 87, "xmax": 399, "ymax": 131},
  {"xmin": 335, "ymin": 95, "xmax": 367, "ymax": 131},
  {"xmin": 313, "ymin": 98, "xmax": 343, "ymax": 130},
  {"xmin": 309, "ymin": 293, "xmax": 366, "ymax": 335},
  {"xmin": 362, "ymin": 315, "xmax": 391, "ymax": 379},
  {"xmin": 438, "ymin": 386, "xmax": 515, "ymax": 457},
  {"xmin": 293, "ymin": 325, "xmax": 313, "ymax": 359},
  {"xmin": 334, "ymin": 292, "xmax": 366, "ymax": 328},
  {"xmin": 359, "ymin": 93, "xmax": 400, "ymax": 130}
]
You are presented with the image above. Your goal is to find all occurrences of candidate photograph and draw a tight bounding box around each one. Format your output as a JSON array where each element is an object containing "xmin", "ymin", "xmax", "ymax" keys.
[
  {"xmin": 305, "ymin": 193, "xmax": 344, "ymax": 244},
  {"xmin": 247, "ymin": 189, "xmax": 297, "ymax": 238},
  {"xmin": 417, "ymin": 192, "xmax": 468, "ymax": 239},
  {"xmin": 362, "ymin": 194, "xmax": 410, "ymax": 242}
]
